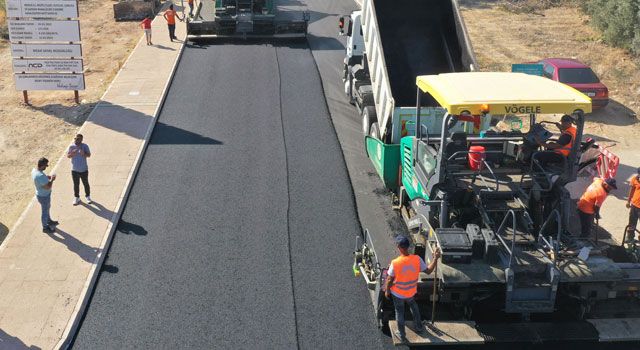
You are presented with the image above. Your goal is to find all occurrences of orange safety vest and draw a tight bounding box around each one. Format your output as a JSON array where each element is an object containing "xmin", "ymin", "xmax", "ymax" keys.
[
  {"xmin": 390, "ymin": 255, "xmax": 421, "ymax": 298},
  {"xmin": 577, "ymin": 177, "xmax": 608, "ymax": 214},
  {"xmin": 556, "ymin": 126, "xmax": 577, "ymax": 157},
  {"xmin": 630, "ymin": 176, "xmax": 640, "ymax": 209}
]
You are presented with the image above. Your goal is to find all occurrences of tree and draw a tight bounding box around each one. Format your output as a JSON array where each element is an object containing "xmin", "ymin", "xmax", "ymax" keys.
[{"xmin": 583, "ymin": 0, "xmax": 640, "ymax": 55}]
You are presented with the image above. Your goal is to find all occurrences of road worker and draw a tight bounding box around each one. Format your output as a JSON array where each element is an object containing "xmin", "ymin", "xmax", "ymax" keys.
[
  {"xmin": 532, "ymin": 115, "xmax": 578, "ymax": 167},
  {"xmin": 577, "ymin": 177, "xmax": 617, "ymax": 238},
  {"xmin": 542, "ymin": 114, "xmax": 578, "ymax": 157},
  {"xmin": 385, "ymin": 235, "xmax": 441, "ymax": 342},
  {"xmin": 626, "ymin": 168, "xmax": 640, "ymax": 241}
]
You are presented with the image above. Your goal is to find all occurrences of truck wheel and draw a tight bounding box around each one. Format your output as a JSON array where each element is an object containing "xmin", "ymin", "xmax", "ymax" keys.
[
  {"xmin": 362, "ymin": 106, "xmax": 376, "ymax": 136},
  {"xmin": 369, "ymin": 122, "xmax": 380, "ymax": 140}
]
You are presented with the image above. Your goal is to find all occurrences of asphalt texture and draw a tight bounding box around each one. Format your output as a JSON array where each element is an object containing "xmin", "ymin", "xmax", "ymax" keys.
[
  {"xmin": 302, "ymin": 0, "xmax": 405, "ymax": 269},
  {"xmin": 72, "ymin": 41, "xmax": 389, "ymax": 348}
]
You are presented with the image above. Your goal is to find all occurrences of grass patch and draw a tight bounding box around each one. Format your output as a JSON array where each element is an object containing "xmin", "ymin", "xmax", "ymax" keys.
[{"xmin": 498, "ymin": 0, "xmax": 577, "ymax": 13}]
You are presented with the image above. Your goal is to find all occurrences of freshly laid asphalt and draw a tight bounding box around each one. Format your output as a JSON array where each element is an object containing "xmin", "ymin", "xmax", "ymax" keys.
[{"xmin": 72, "ymin": 40, "xmax": 390, "ymax": 348}]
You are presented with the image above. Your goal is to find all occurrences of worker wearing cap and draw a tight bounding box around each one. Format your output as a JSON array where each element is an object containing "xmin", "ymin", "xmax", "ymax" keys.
[
  {"xmin": 540, "ymin": 114, "xmax": 578, "ymax": 157},
  {"xmin": 577, "ymin": 177, "xmax": 617, "ymax": 237},
  {"xmin": 626, "ymin": 168, "xmax": 640, "ymax": 241},
  {"xmin": 385, "ymin": 235, "xmax": 441, "ymax": 341}
]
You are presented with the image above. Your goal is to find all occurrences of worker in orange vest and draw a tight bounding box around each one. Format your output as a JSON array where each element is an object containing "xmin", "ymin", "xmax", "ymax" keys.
[
  {"xmin": 385, "ymin": 235, "xmax": 441, "ymax": 342},
  {"xmin": 535, "ymin": 114, "xmax": 577, "ymax": 155},
  {"xmin": 163, "ymin": 4, "xmax": 184, "ymax": 42},
  {"xmin": 577, "ymin": 177, "xmax": 617, "ymax": 237},
  {"xmin": 626, "ymin": 168, "xmax": 640, "ymax": 241}
]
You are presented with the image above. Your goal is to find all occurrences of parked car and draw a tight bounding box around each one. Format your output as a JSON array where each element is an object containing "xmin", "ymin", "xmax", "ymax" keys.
[{"xmin": 537, "ymin": 58, "xmax": 609, "ymax": 109}]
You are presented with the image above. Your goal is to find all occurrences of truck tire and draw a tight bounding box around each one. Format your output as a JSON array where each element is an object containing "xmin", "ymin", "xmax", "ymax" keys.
[
  {"xmin": 362, "ymin": 106, "xmax": 377, "ymax": 136},
  {"xmin": 370, "ymin": 122, "xmax": 380, "ymax": 140}
]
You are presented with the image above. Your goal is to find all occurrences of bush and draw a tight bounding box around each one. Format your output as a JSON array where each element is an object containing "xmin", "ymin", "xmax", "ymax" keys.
[
  {"xmin": 0, "ymin": 0, "xmax": 7, "ymax": 41},
  {"xmin": 582, "ymin": 0, "xmax": 640, "ymax": 55}
]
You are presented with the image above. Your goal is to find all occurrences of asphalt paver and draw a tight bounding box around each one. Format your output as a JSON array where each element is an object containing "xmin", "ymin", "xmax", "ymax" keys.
[{"xmin": 72, "ymin": 42, "xmax": 386, "ymax": 348}]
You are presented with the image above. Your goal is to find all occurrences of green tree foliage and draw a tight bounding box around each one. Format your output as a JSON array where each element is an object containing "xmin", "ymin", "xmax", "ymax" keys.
[{"xmin": 583, "ymin": 0, "xmax": 640, "ymax": 55}]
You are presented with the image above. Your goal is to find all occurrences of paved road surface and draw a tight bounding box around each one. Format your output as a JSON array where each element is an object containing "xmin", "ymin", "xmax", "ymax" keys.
[{"xmin": 72, "ymin": 42, "xmax": 390, "ymax": 348}]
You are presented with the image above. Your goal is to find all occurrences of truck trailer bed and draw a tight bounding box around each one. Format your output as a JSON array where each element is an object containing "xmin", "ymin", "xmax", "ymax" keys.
[{"xmin": 375, "ymin": 0, "xmax": 467, "ymax": 106}]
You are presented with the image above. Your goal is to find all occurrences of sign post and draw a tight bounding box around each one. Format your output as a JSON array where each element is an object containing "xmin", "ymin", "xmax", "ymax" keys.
[{"xmin": 6, "ymin": 0, "xmax": 84, "ymax": 104}]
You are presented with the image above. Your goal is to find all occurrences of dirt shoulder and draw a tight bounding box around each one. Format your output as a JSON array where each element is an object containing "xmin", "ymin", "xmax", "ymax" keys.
[
  {"xmin": 459, "ymin": 3, "xmax": 640, "ymax": 241},
  {"xmin": 0, "ymin": 0, "xmax": 141, "ymax": 240}
]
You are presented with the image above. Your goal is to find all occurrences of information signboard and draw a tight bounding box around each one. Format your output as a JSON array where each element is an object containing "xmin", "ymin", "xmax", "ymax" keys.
[
  {"xmin": 7, "ymin": 0, "xmax": 79, "ymax": 18},
  {"xmin": 13, "ymin": 59, "xmax": 83, "ymax": 73},
  {"xmin": 14, "ymin": 73, "xmax": 85, "ymax": 91},
  {"xmin": 8, "ymin": 20, "xmax": 81, "ymax": 42},
  {"xmin": 511, "ymin": 64, "xmax": 544, "ymax": 77},
  {"xmin": 11, "ymin": 43, "xmax": 82, "ymax": 58}
]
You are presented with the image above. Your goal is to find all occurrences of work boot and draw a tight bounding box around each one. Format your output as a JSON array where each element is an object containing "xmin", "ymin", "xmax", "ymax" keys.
[
  {"xmin": 393, "ymin": 330, "xmax": 406, "ymax": 343},
  {"xmin": 412, "ymin": 322, "xmax": 425, "ymax": 334}
]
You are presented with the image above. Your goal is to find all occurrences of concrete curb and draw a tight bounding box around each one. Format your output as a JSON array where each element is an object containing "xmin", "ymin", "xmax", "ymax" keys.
[{"xmin": 54, "ymin": 24, "xmax": 188, "ymax": 350}]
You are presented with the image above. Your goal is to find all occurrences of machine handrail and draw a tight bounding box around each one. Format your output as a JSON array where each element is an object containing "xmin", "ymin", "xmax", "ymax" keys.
[
  {"xmin": 445, "ymin": 150, "xmax": 501, "ymax": 192},
  {"xmin": 495, "ymin": 210, "xmax": 518, "ymax": 268},
  {"xmin": 479, "ymin": 159, "xmax": 500, "ymax": 192},
  {"xmin": 537, "ymin": 209, "xmax": 562, "ymax": 264},
  {"xmin": 446, "ymin": 149, "xmax": 502, "ymax": 162},
  {"xmin": 530, "ymin": 151, "xmax": 568, "ymax": 192}
]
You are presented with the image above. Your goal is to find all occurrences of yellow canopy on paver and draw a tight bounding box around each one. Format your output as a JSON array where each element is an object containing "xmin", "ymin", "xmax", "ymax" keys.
[{"xmin": 416, "ymin": 72, "xmax": 592, "ymax": 116}]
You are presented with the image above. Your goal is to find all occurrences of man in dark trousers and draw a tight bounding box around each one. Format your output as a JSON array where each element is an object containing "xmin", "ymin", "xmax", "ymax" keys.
[
  {"xmin": 67, "ymin": 134, "xmax": 92, "ymax": 205},
  {"xmin": 163, "ymin": 4, "xmax": 183, "ymax": 42},
  {"xmin": 385, "ymin": 235, "xmax": 441, "ymax": 342},
  {"xmin": 627, "ymin": 168, "xmax": 640, "ymax": 241},
  {"xmin": 32, "ymin": 158, "xmax": 59, "ymax": 233},
  {"xmin": 577, "ymin": 177, "xmax": 616, "ymax": 237}
]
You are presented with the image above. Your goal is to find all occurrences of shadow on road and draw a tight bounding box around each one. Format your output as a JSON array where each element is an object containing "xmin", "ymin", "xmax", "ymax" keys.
[
  {"xmin": 48, "ymin": 228, "xmax": 100, "ymax": 263},
  {"xmin": 588, "ymin": 99, "xmax": 638, "ymax": 127},
  {"xmin": 153, "ymin": 44, "xmax": 176, "ymax": 51},
  {"xmin": 306, "ymin": 32, "xmax": 344, "ymax": 51},
  {"xmin": 28, "ymin": 102, "xmax": 97, "ymax": 126},
  {"xmin": 0, "ymin": 222, "xmax": 8, "ymax": 244},
  {"xmin": 101, "ymin": 264, "xmax": 119, "ymax": 274},
  {"xmin": 117, "ymin": 219, "xmax": 148, "ymax": 236},
  {"xmin": 81, "ymin": 201, "xmax": 116, "ymax": 221},
  {"xmin": 150, "ymin": 122, "xmax": 223, "ymax": 145},
  {"xmin": 0, "ymin": 328, "xmax": 42, "ymax": 350}
]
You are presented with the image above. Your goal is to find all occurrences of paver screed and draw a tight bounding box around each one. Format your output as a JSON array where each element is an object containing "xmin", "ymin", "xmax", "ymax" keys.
[{"xmin": 0, "ymin": 4, "xmax": 186, "ymax": 349}]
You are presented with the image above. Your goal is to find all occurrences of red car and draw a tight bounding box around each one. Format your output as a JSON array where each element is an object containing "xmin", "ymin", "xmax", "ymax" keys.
[{"xmin": 537, "ymin": 58, "xmax": 609, "ymax": 109}]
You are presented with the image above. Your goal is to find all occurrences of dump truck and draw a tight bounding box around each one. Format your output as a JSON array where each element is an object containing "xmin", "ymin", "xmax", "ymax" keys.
[
  {"xmin": 353, "ymin": 71, "xmax": 640, "ymax": 346},
  {"xmin": 339, "ymin": 0, "xmax": 477, "ymax": 191},
  {"xmin": 187, "ymin": 0, "xmax": 309, "ymax": 40}
]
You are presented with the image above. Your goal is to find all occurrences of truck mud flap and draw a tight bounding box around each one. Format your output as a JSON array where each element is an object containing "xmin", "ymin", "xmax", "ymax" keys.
[
  {"xmin": 364, "ymin": 136, "xmax": 400, "ymax": 191},
  {"xmin": 476, "ymin": 321, "xmax": 599, "ymax": 343}
]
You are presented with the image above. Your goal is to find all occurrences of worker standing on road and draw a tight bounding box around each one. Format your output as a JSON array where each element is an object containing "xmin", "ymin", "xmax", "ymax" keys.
[
  {"xmin": 626, "ymin": 168, "xmax": 640, "ymax": 241},
  {"xmin": 577, "ymin": 177, "xmax": 617, "ymax": 238},
  {"xmin": 385, "ymin": 235, "xmax": 441, "ymax": 342},
  {"xmin": 67, "ymin": 134, "xmax": 92, "ymax": 206},
  {"xmin": 140, "ymin": 16, "xmax": 153, "ymax": 46},
  {"xmin": 163, "ymin": 5, "xmax": 183, "ymax": 42},
  {"xmin": 32, "ymin": 158, "xmax": 59, "ymax": 233}
]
